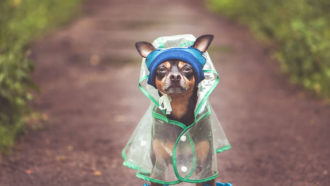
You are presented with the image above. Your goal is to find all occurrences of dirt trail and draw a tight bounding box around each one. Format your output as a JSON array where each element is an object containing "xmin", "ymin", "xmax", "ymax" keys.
[{"xmin": 1, "ymin": 0, "xmax": 329, "ymax": 185}]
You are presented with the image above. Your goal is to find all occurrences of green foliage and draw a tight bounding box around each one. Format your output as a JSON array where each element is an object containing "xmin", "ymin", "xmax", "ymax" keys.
[
  {"xmin": 207, "ymin": 0, "xmax": 330, "ymax": 98},
  {"xmin": 0, "ymin": 0, "xmax": 82, "ymax": 152}
]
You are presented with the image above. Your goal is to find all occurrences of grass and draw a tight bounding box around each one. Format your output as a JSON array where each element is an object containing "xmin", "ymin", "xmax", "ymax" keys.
[
  {"xmin": 0, "ymin": 0, "xmax": 84, "ymax": 153},
  {"xmin": 206, "ymin": 0, "xmax": 330, "ymax": 100}
]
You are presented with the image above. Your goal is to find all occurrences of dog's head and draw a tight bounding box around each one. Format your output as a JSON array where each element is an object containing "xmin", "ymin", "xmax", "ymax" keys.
[{"xmin": 135, "ymin": 35, "xmax": 213, "ymax": 95}]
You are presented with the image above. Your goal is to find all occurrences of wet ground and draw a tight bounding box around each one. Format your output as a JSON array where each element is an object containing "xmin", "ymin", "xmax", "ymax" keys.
[{"xmin": 0, "ymin": 0, "xmax": 329, "ymax": 185}]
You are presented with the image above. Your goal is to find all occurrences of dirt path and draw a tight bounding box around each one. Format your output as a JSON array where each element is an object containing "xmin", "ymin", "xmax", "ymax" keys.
[{"xmin": 1, "ymin": 0, "xmax": 329, "ymax": 185}]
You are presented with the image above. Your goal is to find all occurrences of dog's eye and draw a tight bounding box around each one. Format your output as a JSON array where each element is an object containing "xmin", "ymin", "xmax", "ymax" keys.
[
  {"xmin": 157, "ymin": 66, "xmax": 168, "ymax": 73},
  {"xmin": 182, "ymin": 65, "xmax": 193, "ymax": 73}
]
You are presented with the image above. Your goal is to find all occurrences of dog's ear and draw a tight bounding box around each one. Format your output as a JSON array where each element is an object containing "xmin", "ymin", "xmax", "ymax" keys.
[
  {"xmin": 135, "ymin": 41, "xmax": 155, "ymax": 58},
  {"xmin": 192, "ymin": 34, "xmax": 214, "ymax": 53}
]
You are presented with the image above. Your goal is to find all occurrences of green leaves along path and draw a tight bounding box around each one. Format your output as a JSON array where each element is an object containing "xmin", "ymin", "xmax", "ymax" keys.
[
  {"xmin": 0, "ymin": 0, "xmax": 83, "ymax": 152},
  {"xmin": 207, "ymin": 0, "xmax": 330, "ymax": 100}
]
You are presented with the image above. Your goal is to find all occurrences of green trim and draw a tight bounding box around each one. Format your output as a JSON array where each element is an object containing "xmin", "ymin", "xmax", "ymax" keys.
[
  {"xmin": 216, "ymin": 145, "xmax": 231, "ymax": 153},
  {"xmin": 136, "ymin": 172, "xmax": 219, "ymax": 185},
  {"xmin": 121, "ymin": 139, "xmax": 130, "ymax": 161},
  {"xmin": 156, "ymin": 37, "xmax": 166, "ymax": 49},
  {"xmin": 196, "ymin": 104, "xmax": 212, "ymax": 123},
  {"xmin": 138, "ymin": 75, "xmax": 159, "ymax": 107},
  {"xmin": 185, "ymin": 134, "xmax": 197, "ymax": 178},
  {"xmin": 122, "ymin": 160, "xmax": 150, "ymax": 174},
  {"xmin": 122, "ymin": 161, "xmax": 149, "ymax": 174},
  {"xmin": 136, "ymin": 173, "xmax": 181, "ymax": 185},
  {"xmin": 194, "ymin": 70, "xmax": 220, "ymax": 120},
  {"xmin": 179, "ymin": 41, "xmax": 194, "ymax": 47},
  {"xmin": 152, "ymin": 110, "xmax": 187, "ymax": 129},
  {"xmin": 172, "ymin": 127, "xmax": 194, "ymax": 180},
  {"xmin": 123, "ymin": 161, "xmax": 138, "ymax": 170},
  {"xmin": 122, "ymin": 142, "xmax": 151, "ymax": 174},
  {"xmin": 172, "ymin": 106, "xmax": 212, "ymax": 180},
  {"xmin": 203, "ymin": 69, "xmax": 218, "ymax": 73}
]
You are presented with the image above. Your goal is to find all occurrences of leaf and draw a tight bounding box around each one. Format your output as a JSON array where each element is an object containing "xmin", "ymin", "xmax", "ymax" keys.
[
  {"xmin": 66, "ymin": 145, "xmax": 74, "ymax": 151},
  {"xmin": 25, "ymin": 169, "xmax": 32, "ymax": 174},
  {"xmin": 93, "ymin": 170, "xmax": 102, "ymax": 176}
]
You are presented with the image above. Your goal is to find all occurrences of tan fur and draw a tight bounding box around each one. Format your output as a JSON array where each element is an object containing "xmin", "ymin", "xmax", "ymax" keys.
[
  {"xmin": 183, "ymin": 74, "xmax": 195, "ymax": 92},
  {"xmin": 152, "ymin": 139, "xmax": 174, "ymax": 160},
  {"xmin": 155, "ymin": 61, "xmax": 170, "ymax": 92},
  {"xmin": 195, "ymin": 140, "xmax": 210, "ymax": 162},
  {"xmin": 155, "ymin": 78, "xmax": 165, "ymax": 92},
  {"xmin": 163, "ymin": 61, "xmax": 171, "ymax": 69},
  {"xmin": 168, "ymin": 91, "xmax": 192, "ymax": 119},
  {"xmin": 178, "ymin": 61, "xmax": 185, "ymax": 69}
]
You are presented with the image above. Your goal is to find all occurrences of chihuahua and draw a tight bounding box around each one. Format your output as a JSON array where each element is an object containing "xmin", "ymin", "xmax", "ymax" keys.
[{"xmin": 136, "ymin": 35, "xmax": 215, "ymax": 186}]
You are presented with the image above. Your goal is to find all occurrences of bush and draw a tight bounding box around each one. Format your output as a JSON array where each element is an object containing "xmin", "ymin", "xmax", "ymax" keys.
[
  {"xmin": 207, "ymin": 0, "xmax": 330, "ymax": 99},
  {"xmin": 0, "ymin": 0, "xmax": 82, "ymax": 152}
]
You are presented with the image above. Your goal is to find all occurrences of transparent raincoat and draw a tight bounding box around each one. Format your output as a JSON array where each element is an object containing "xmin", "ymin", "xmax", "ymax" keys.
[{"xmin": 122, "ymin": 34, "xmax": 231, "ymax": 185}]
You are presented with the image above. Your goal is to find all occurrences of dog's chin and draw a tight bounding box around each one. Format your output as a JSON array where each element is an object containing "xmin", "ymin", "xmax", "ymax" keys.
[{"xmin": 164, "ymin": 86, "xmax": 186, "ymax": 94}]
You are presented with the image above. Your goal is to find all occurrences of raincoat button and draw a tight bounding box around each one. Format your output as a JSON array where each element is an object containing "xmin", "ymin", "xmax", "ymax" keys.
[
  {"xmin": 180, "ymin": 135, "xmax": 187, "ymax": 142},
  {"xmin": 181, "ymin": 166, "xmax": 188, "ymax": 172},
  {"xmin": 140, "ymin": 140, "xmax": 146, "ymax": 146}
]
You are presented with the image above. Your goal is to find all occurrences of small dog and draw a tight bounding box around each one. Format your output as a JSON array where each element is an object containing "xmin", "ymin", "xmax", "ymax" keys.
[{"xmin": 136, "ymin": 35, "xmax": 215, "ymax": 186}]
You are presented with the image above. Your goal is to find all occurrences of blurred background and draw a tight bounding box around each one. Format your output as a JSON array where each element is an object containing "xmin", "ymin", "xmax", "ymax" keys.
[{"xmin": 0, "ymin": 0, "xmax": 329, "ymax": 185}]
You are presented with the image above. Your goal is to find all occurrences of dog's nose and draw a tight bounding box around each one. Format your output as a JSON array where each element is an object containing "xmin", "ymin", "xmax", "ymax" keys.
[{"xmin": 170, "ymin": 74, "xmax": 181, "ymax": 81}]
